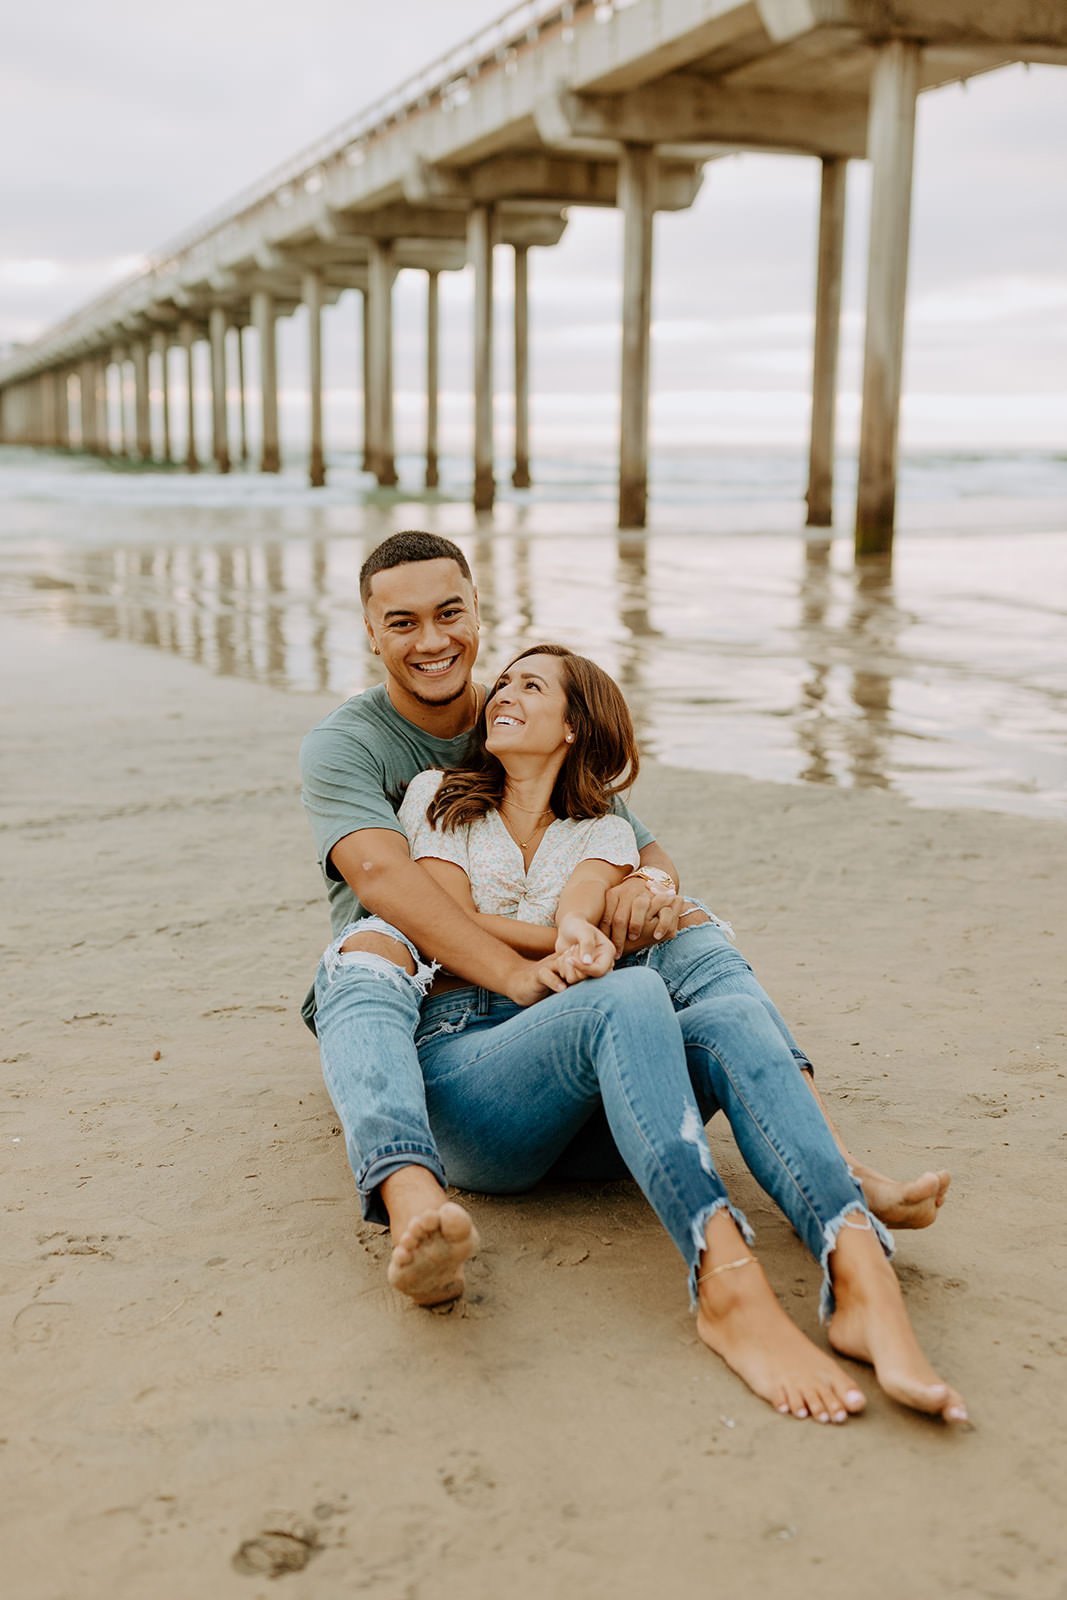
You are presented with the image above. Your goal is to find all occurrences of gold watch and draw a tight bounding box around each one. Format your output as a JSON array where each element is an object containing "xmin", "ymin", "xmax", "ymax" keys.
[{"xmin": 626, "ymin": 866, "xmax": 678, "ymax": 895}]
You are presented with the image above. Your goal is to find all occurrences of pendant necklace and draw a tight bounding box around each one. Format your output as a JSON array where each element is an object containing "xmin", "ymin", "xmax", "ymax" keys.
[{"xmin": 501, "ymin": 805, "xmax": 554, "ymax": 851}]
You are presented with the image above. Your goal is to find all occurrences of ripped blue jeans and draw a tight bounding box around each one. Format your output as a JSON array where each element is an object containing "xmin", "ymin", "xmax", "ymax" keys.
[
  {"xmin": 314, "ymin": 918, "xmax": 444, "ymax": 1218},
  {"xmin": 416, "ymin": 975, "xmax": 889, "ymax": 1315},
  {"xmin": 311, "ymin": 907, "xmax": 782, "ymax": 1223},
  {"xmin": 553, "ymin": 903, "xmax": 816, "ymax": 1181},
  {"xmin": 314, "ymin": 917, "xmax": 889, "ymax": 1314}
]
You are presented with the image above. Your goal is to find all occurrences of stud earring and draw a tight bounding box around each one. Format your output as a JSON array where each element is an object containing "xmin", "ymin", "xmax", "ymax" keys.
[{"xmin": 565, "ymin": 734, "xmax": 574, "ymax": 744}]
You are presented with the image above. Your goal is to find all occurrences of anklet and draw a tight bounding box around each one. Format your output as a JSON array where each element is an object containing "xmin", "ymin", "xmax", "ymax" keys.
[{"xmin": 698, "ymin": 1254, "xmax": 757, "ymax": 1284}]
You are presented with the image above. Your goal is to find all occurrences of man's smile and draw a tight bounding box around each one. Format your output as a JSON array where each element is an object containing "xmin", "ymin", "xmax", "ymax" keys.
[{"xmin": 411, "ymin": 655, "xmax": 460, "ymax": 676}]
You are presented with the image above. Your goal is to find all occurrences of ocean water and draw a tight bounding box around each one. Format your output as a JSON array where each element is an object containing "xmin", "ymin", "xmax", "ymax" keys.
[{"xmin": 1, "ymin": 443, "xmax": 1065, "ymax": 820}]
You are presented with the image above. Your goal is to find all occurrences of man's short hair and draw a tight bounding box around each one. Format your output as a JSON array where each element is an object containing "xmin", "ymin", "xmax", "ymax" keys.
[{"xmin": 359, "ymin": 531, "xmax": 473, "ymax": 605}]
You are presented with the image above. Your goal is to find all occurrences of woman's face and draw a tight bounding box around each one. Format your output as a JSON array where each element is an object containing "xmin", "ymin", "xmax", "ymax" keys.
[{"xmin": 484, "ymin": 654, "xmax": 572, "ymax": 761}]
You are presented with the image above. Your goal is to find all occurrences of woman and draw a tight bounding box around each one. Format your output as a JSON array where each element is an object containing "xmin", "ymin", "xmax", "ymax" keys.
[{"xmin": 394, "ymin": 644, "xmax": 967, "ymax": 1426}]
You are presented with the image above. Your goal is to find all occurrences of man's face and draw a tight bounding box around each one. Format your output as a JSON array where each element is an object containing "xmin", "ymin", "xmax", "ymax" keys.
[{"xmin": 364, "ymin": 559, "xmax": 480, "ymax": 713}]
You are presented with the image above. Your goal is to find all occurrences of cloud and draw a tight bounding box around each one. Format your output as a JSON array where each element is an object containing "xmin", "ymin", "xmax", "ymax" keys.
[{"xmin": 911, "ymin": 275, "xmax": 1067, "ymax": 327}]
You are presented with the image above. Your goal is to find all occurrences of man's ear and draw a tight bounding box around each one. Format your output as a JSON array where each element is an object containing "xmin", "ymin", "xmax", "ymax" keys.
[{"xmin": 363, "ymin": 614, "xmax": 379, "ymax": 654}]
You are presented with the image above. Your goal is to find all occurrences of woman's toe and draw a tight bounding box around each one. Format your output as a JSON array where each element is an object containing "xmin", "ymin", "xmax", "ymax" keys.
[
  {"xmin": 781, "ymin": 1384, "xmax": 804, "ymax": 1418},
  {"xmin": 811, "ymin": 1382, "xmax": 837, "ymax": 1423}
]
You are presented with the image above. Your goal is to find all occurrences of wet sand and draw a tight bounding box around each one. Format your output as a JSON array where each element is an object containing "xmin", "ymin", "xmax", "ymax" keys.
[{"xmin": 2, "ymin": 610, "xmax": 1065, "ymax": 1599}]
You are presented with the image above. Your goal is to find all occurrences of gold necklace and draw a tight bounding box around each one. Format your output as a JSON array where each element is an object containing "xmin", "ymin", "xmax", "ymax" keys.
[{"xmin": 500, "ymin": 806, "xmax": 554, "ymax": 851}]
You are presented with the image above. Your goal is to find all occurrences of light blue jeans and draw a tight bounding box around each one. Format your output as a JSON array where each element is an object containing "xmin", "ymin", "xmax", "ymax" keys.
[
  {"xmin": 312, "ymin": 915, "xmax": 889, "ymax": 1313},
  {"xmin": 555, "ymin": 903, "xmax": 814, "ymax": 1180}
]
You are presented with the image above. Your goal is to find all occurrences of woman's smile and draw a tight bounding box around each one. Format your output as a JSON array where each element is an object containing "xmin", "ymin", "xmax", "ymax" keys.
[{"xmin": 485, "ymin": 654, "xmax": 571, "ymax": 757}]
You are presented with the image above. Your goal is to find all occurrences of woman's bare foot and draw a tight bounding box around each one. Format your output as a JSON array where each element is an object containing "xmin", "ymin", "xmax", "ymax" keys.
[
  {"xmin": 696, "ymin": 1217, "xmax": 866, "ymax": 1424},
  {"xmin": 827, "ymin": 1225, "xmax": 968, "ymax": 1424},
  {"xmin": 852, "ymin": 1163, "xmax": 951, "ymax": 1230},
  {"xmin": 387, "ymin": 1201, "xmax": 480, "ymax": 1307}
]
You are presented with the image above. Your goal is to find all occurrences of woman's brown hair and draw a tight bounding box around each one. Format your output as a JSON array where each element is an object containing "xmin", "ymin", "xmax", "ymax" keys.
[{"xmin": 427, "ymin": 644, "xmax": 640, "ymax": 833}]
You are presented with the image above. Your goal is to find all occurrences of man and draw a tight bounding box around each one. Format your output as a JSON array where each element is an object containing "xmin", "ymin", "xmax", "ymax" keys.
[{"xmin": 301, "ymin": 532, "xmax": 948, "ymax": 1308}]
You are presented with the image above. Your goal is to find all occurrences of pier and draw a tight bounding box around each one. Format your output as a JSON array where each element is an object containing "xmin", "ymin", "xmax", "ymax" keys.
[{"xmin": 0, "ymin": 0, "xmax": 1063, "ymax": 555}]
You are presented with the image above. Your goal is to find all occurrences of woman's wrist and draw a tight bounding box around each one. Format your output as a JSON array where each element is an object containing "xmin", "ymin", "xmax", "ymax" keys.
[
  {"xmin": 556, "ymin": 909, "xmax": 595, "ymax": 942},
  {"xmin": 624, "ymin": 866, "xmax": 678, "ymax": 895}
]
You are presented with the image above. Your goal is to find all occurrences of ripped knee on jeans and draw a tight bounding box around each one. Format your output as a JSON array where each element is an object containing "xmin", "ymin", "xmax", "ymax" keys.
[
  {"xmin": 339, "ymin": 929, "xmax": 417, "ymax": 975},
  {"xmin": 323, "ymin": 918, "xmax": 439, "ymax": 997},
  {"xmin": 676, "ymin": 898, "xmax": 735, "ymax": 941}
]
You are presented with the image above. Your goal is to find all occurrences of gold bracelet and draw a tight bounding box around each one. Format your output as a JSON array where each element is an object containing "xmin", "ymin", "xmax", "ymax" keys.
[{"xmin": 697, "ymin": 1254, "xmax": 757, "ymax": 1284}]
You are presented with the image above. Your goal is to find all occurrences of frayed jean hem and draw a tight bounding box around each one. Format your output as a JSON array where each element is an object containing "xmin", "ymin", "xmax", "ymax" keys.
[
  {"xmin": 686, "ymin": 1197, "xmax": 755, "ymax": 1309},
  {"xmin": 357, "ymin": 1145, "xmax": 449, "ymax": 1227},
  {"xmin": 818, "ymin": 1202, "xmax": 894, "ymax": 1324}
]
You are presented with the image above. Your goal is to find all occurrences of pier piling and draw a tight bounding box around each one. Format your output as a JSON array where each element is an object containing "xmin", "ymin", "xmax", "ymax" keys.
[
  {"xmin": 153, "ymin": 334, "xmax": 172, "ymax": 462},
  {"xmin": 133, "ymin": 340, "xmax": 152, "ymax": 461},
  {"xmin": 180, "ymin": 321, "xmax": 199, "ymax": 472},
  {"xmin": 367, "ymin": 241, "xmax": 397, "ymax": 486},
  {"xmin": 303, "ymin": 271, "xmax": 326, "ymax": 488},
  {"xmin": 855, "ymin": 40, "xmax": 920, "ymax": 558},
  {"xmin": 512, "ymin": 245, "xmax": 531, "ymax": 490},
  {"xmin": 251, "ymin": 289, "xmax": 280, "ymax": 474},
  {"xmin": 806, "ymin": 156, "xmax": 847, "ymax": 528},
  {"xmin": 209, "ymin": 307, "xmax": 231, "ymax": 474},
  {"xmin": 469, "ymin": 204, "xmax": 496, "ymax": 513},
  {"xmin": 618, "ymin": 145, "xmax": 655, "ymax": 531},
  {"xmin": 425, "ymin": 270, "xmax": 440, "ymax": 490}
]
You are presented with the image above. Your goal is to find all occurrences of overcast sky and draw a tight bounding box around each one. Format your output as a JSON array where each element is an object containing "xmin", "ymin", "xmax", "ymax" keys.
[{"xmin": 3, "ymin": 0, "xmax": 1065, "ymax": 450}]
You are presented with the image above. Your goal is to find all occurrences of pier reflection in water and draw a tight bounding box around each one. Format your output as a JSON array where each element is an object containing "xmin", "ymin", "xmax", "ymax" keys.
[{"xmin": 6, "ymin": 515, "xmax": 1066, "ymax": 818}]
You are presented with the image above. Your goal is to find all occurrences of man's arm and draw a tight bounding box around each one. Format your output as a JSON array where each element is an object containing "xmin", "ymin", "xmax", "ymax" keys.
[
  {"xmin": 330, "ymin": 830, "xmax": 563, "ymax": 1003},
  {"xmin": 406, "ymin": 850, "xmax": 558, "ymax": 960}
]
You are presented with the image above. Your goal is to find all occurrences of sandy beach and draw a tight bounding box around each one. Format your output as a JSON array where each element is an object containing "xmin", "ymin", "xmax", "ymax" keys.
[{"xmin": 2, "ymin": 607, "xmax": 1065, "ymax": 1600}]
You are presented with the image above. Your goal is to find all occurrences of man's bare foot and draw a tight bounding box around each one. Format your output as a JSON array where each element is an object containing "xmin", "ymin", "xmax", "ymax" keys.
[
  {"xmin": 696, "ymin": 1221, "xmax": 866, "ymax": 1423},
  {"xmin": 386, "ymin": 1201, "xmax": 480, "ymax": 1308},
  {"xmin": 827, "ymin": 1228, "xmax": 968, "ymax": 1424},
  {"xmin": 852, "ymin": 1164, "xmax": 951, "ymax": 1230},
  {"xmin": 799, "ymin": 1075, "xmax": 949, "ymax": 1230}
]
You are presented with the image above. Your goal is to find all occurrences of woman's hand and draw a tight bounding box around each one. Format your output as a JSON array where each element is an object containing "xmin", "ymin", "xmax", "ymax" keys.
[
  {"xmin": 505, "ymin": 950, "xmax": 582, "ymax": 1006},
  {"xmin": 555, "ymin": 914, "xmax": 617, "ymax": 981}
]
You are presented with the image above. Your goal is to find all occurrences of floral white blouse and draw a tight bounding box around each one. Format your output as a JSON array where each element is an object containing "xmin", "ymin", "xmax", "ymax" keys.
[{"xmin": 398, "ymin": 769, "xmax": 640, "ymax": 927}]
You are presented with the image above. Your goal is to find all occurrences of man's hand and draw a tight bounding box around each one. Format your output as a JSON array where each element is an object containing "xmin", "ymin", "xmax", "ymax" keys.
[
  {"xmin": 555, "ymin": 913, "xmax": 616, "ymax": 980},
  {"xmin": 601, "ymin": 879, "xmax": 685, "ymax": 957}
]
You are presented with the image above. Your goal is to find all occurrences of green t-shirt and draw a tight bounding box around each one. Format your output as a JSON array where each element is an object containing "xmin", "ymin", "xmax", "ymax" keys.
[{"xmin": 300, "ymin": 683, "xmax": 654, "ymax": 939}]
